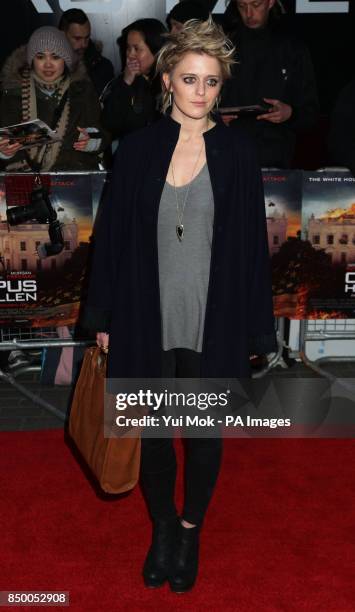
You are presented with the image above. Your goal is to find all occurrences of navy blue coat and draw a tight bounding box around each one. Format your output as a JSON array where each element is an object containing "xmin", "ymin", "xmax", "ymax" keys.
[{"xmin": 83, "ymin": 115, "xmax": 277, "ymax": 378}]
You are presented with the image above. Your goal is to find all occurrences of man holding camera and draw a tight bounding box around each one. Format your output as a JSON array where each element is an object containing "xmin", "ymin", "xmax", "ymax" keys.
[{"xmin": 221, "ymin": 0, "xmax": 319, "ymax": 168}]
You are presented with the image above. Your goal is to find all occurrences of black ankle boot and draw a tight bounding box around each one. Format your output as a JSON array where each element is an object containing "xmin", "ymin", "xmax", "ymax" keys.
[
  {"xmin": 143, "ymin": 516, "xmax": 178, "ymax": 588},
  {"xmin": 169, "ymin": 522, "xmax": 200, "ymax": 593}
]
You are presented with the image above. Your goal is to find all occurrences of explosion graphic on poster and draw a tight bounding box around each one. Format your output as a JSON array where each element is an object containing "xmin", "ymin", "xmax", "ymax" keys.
[{"xmin": 301, "ymin": 171, "xmax": 355, "ymax": 318}]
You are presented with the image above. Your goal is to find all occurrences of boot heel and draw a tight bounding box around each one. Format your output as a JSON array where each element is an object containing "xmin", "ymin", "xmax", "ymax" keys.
[
  {"xmin": 142, "ymin": 516, "xmax": 178, "ymax": 588},
  {"xmin": 169, "ymin": 523, "xmax": 200, "ymax": 593}
]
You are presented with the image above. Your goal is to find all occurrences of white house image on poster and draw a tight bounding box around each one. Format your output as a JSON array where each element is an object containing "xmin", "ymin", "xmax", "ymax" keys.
[
  {"xmin": 307, "ymin": 204, "xmax": 355, "ymax": 264},
  {"xmin": 0, "ymin": 215, "xmax": 78, "ymax": 273}
]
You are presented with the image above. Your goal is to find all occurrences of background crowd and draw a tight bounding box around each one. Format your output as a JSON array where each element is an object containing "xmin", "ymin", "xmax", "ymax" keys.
[{"xmin": 0, "ymin": 0, "xmax": 353, "ymax": 174}]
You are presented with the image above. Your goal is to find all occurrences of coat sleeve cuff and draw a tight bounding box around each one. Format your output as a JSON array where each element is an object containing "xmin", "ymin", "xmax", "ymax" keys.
[
  {"xmin": 80, "ymin": 305, "xmax": 111, "ymax": 333},
  {"xmin": 249, "ymin": 332, "xmax": 278, "ymax": 356}
]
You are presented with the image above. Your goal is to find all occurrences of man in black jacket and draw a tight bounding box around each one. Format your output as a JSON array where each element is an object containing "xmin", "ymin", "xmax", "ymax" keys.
[
  {"xmin": 59, "ymin": 9, "xmax": 114, "ymax": 98},
  {"xmin": 221, "ymin": 0, "xmax": 319, "ymax": 168},
  {"xmin": 328, "ymin": 79, "xmax": 355, "ymax": 174},
  {"xmin": 166, "ymin": 1, "xmax": 210, "ymax": 33}
]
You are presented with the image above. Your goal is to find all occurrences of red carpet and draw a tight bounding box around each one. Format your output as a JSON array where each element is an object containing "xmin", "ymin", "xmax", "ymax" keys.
[{"xmin": 1, "ymin": 431, "xmax": 355, "ymax": 611}]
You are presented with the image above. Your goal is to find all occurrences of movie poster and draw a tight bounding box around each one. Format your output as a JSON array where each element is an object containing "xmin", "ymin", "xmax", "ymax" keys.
[
  {"xmin": 301, "ymin": 171, "xmax": 355, "ymax": 318},
  {"xmin": 0, "ymin": 172, "xmax": 107, "ymax": 328},
  {"xmin": 262, "ymin": 170, "xmax": 303, "ymax": 318}
]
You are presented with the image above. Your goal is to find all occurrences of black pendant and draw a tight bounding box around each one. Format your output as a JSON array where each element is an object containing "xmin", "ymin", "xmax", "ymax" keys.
[{"xmin": 176, "ymin": 224, "xmax": 184, "ymax": 241}]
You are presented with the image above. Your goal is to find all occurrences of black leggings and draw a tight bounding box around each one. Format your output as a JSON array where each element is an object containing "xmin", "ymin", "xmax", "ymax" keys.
[{"xmin": 140, "ymin": 348, "xmax": 223, "ymax": 527}]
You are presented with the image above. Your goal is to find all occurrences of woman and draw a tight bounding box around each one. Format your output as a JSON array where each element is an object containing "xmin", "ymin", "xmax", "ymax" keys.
[
  {"xmin": 0, "ymin": 26, "xmax": 109, "ymax": 171},
  {"xmin": 85, "ymin": 19, "xmax": 276, "ymax": 593},
  {"xmin": 101, "ymin": 18, "xmax": 166, "ymax": 139}
]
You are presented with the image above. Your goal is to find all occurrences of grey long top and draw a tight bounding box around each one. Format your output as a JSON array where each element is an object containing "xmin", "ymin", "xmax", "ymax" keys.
[{"xmin": 157, "ymin": 162, "xmax": 214, "ymax": 352}]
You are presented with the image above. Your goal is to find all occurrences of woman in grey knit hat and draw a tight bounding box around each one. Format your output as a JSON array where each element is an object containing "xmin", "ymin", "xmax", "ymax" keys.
[{"xmin": 0, "ymin": 26, "xmax": 110, "ymax": 171}]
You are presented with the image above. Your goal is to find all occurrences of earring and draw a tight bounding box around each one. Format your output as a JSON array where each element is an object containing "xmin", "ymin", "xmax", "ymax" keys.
[
  {"xmin": 168, "ymin": 92, "xmax": 172, "ymax": 107},
  {"xmin": 214, "ymin": 95, "xmax": 221, "ymax": 111}
]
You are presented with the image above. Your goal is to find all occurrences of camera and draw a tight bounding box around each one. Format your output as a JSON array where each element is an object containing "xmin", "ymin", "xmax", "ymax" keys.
[{"xmin": 6, "ymin": 184, "xmax": 64, "ymax": 258}]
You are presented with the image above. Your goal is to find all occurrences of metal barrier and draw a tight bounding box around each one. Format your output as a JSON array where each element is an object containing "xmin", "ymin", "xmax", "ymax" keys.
[
  {"xmin": 252, "ymin": 317, "xmax": 286, "ymax": 378},
  {"xmin": 298, "ymin": 319, "xmax": 355, "ymax": 380},
  {"xmin": 0, "ymin": 325, "xmax": 90, "ymax": 351},
  {"xmin": 0, "ymin": 326, "xmax": 92, "ymax": 420}
]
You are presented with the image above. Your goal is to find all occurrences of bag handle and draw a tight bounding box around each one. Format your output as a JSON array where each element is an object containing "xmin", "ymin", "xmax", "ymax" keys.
[{"xmin": 91, "ymin": 346, "xmax": 107, "ymax": 376}]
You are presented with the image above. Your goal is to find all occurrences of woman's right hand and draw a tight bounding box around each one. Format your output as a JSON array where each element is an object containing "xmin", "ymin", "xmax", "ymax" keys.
[
  {"xmin": 96, "ymin": 332, "xmax": 109, "ymax": 353},
  {"xmin": 123, "ymin": 58, "xmax": 141, "ymax": 86},
  {"xmin": 220, "ymin": 114, "xmax": 238, "ymax": 126},
  {"xmin": 0, "ymin": 137, "xmax": 22, "ymax": 157}
]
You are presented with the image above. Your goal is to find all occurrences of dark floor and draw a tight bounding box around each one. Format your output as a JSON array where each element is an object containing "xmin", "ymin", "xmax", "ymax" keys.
[
  {"xmin": 0, "ymin": 358, "xmax": 354, "ymax": 432},
  {"xmin": 0, "ymin": 366, "xmax": 71, "ymax": 431}
]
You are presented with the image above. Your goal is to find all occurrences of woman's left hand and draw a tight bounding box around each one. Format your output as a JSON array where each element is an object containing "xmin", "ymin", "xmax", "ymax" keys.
[{"xmin": 73, "ymin": 127, "xmax": 90, "ymax": 150}]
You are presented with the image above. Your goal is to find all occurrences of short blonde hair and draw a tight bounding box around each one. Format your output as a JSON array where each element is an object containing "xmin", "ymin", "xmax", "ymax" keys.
[{"xmin": 156, "ymin": 17, "xmax": 236, "ymax": 113}]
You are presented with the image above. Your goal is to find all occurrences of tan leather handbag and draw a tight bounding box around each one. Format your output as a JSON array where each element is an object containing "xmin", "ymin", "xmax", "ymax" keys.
[{"xmin": 69, "ymin": 346, "xmax": 141, "ymax": 494}]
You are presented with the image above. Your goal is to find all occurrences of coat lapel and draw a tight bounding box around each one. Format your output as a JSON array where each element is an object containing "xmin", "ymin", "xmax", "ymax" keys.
[{"xmin": 138, "ymin": 116, "xmax": 180, "ymax": 230}]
